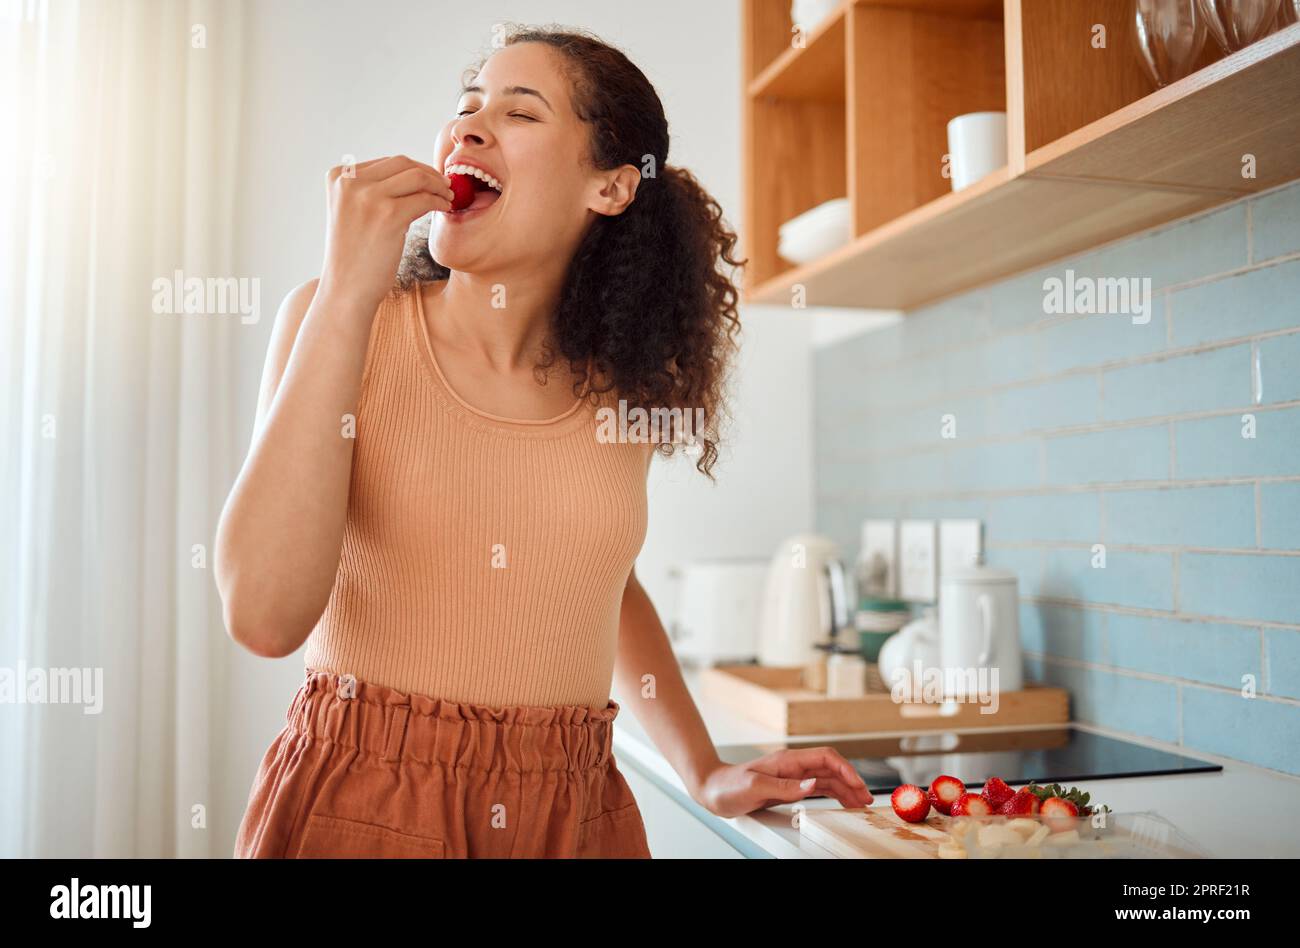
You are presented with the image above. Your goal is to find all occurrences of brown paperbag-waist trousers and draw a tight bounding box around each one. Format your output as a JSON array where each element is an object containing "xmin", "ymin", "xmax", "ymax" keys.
[{"xmin": 234, "ymin": 670, "xmax": 652, "ymax": 858}]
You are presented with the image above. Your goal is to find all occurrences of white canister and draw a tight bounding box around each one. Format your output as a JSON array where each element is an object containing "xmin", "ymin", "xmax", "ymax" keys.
[
  {"xmin": 826, "ymin": 651, "xmax": 867, "ymax": 698},
  {"xmin": 946, "ymin": 111, "xmax": 1008, "ymax": 191},
  {"xmin": 938, "ymin": 564, "xmax": 1022, "ymax": 697}
]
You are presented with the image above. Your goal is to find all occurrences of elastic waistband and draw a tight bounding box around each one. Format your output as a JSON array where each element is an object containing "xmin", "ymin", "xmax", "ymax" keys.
[{"xmin": 287, "ymin": 669, "xmax": 619, "ymax": 773}]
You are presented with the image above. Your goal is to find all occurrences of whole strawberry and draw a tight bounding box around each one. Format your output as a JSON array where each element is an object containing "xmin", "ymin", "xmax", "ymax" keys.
[
  {"xmin": 927, "ymin": 775, "xmax": 966, "ymax": 816},
  {"xmin": 447, "ymin": 173, "xmax": 476, "ymax": 211},
  {"xmin": 982, "ymin": 777, "xmax": 1015, "ymax": 810}
]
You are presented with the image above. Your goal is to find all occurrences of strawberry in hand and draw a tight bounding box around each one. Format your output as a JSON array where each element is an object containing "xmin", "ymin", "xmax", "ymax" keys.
[{"xmin": 447, "ymin": 173, "xmax": 476, "ymax": 211}]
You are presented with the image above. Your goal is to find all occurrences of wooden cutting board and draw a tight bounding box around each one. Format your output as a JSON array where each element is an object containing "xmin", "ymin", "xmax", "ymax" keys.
[
  {"xmin": 799, "ymin": 806, "xmax": 1209, "ymax": 858},
  {"xmin": 800, "ymin": 806, "xmax": 952, "ymax": 858}
]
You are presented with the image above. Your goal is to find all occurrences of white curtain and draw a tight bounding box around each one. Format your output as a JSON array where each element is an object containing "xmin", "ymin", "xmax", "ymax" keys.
[{"xmin": 1, "ymin": 0, "xmax": 244, "ymax": 857}]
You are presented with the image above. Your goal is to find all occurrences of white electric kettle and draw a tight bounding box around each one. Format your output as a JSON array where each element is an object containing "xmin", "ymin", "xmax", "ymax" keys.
[
  {"xmin": 758, "ymin": 534, "xmax": 851, "ymax": 667},
  {"xmin": 938, "ymin": 563, "xmax": 1023, "ymax": 696}
]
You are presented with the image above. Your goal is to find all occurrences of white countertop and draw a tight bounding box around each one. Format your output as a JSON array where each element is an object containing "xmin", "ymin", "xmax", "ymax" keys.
[{"xmin": 612, "ymin": 667, "xmax": 1300, "ymax": 859}]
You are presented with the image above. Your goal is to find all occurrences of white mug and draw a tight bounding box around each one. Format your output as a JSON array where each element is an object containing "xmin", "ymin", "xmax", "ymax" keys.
[
  {"xmin": 938, "ymin": 564, "xmax": 1022, "ymax": 697},
  {"xmin": 946, "ymin": 112, "xmax": 1007, "ymax": 191}
]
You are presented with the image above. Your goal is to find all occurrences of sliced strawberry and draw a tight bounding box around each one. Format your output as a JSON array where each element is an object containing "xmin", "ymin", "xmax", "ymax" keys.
[
  {"xmin": 981, "ymin": 776, "xmax": 1015, "ymax": 810},
  {"xmin": 999, "ymin": 788, "xmax": 1042, "ymax": 816},
  {"xmin": 891, "ymin": 784, "xmax": 932, "ymax": 824},
  {"xmin": 949, "ymin": 792, "xmax": 992, "ymax": 817},
  {"xmin": 927, "ymin": 775, "xmax": 966, "ymax": 816},
  {"xmin": 448, "ymin": 174, "xmax": 476, "ymax": 211},
  {"xmin": 1040, "ymin": 795, "xmax": 1080, "ymax": 833}
]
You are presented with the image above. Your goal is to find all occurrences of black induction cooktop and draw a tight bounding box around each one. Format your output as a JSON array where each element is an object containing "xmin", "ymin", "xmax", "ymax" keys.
[{"xmin": 716, "ymin": 726, "xmax": 1221, "ymax": 795}]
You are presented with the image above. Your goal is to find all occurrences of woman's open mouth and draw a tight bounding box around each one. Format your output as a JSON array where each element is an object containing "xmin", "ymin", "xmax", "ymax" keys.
[{"xmin": 443, "ymin": 162, "xmax": 502, "ymax": 217}]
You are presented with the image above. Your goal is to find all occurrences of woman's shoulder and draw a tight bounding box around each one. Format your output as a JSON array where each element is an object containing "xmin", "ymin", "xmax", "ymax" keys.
[{"xmin": 379, "ymin": 280, "xmax": 424, "ymax": 317}]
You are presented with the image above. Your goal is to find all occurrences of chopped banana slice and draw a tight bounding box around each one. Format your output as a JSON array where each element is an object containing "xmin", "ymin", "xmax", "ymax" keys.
[
  {"xmin": 1007, "ymin": 818, "xmax": 1040, "ymax": 839},
  {"xmin": 978, "ymin": 824, "xmax": 1024, "ymax": 848},
  {"xmin": 1044, "ymin": 829, "xmax": 1082, "ymax": 846}
]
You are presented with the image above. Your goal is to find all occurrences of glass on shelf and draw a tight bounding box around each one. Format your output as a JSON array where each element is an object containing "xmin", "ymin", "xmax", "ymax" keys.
[
  {"xmin": 1197, "ymin": 0, "xmax": 1282, "ymax": 52},
  {"xmin": 1134, "ymin": 0, "xmax": 1210, "ymax": 88}
]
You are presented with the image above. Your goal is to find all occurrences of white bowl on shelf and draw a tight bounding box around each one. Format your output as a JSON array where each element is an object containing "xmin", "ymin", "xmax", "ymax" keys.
[
  {"xmin": 792, "ymin": 0, "xmax": 840, "ymax": 35},
  {"xmin": 777, "ymin": 197, "xmax": 851, "ymax": 265}
]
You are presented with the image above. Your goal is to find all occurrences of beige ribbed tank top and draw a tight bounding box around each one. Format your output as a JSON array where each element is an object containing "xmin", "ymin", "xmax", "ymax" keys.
[{"xmin": 303, "ymin": 283, "xmax": 652, "ymax": 710}]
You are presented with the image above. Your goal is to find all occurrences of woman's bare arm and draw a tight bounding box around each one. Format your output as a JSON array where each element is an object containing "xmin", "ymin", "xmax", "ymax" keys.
[
  {"xmin": 613, "ymin": 452, "xmax": 871, "ymax": 817},
  {"xmin": 213, "ymin": 280, "xmax": 378, "ymax": 657},
  {"xmin": 612, "ymin": 572, "xmax": 872, "ymax": 817},
  {"xmin": 214, "ymin": 156, "xmax": 452, "ymax": 657}
]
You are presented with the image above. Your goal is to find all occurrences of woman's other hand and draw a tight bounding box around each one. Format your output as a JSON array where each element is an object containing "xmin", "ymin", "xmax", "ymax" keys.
[{"xmin": 693, "ymin": 747, "xmax": 873, "ymax": 818}]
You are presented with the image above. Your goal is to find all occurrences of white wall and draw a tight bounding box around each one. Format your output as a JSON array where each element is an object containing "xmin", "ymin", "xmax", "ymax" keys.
[{"xmin": 217, "ymin": 0, "xmax": 820, "ymax": 850}]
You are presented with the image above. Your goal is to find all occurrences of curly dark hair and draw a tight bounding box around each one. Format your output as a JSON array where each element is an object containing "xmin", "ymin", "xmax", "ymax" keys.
[{"xmin": 397, "ymin": 24, "xmax": 744, "ymax": 479}]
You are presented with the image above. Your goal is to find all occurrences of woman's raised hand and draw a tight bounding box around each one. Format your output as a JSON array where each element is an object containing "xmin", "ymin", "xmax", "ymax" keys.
[{"xmin": 319, "ymin": 155, "xmax": 453, "ymax": 309}]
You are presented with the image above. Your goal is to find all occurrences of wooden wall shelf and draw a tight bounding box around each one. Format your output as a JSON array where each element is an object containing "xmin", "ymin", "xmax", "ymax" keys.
[{"xmin": 741, "ymin": 1, "xmax": 1300, "ymax": 310}]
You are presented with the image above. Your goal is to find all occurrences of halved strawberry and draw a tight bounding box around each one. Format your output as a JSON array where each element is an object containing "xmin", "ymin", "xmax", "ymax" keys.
[
  {"xmin": 1039, "ymin": 795, "xmax": 1079, "ymax": 833},
  {"xmin": 927, "ymin": 775, "xmax": 966, "ymax": 816},
  {"xmin": 981, "ymin": 777, "xmax": 1015, "ymax": 810},
  {"xmin": 999, "ymin": 788, "xmax": 1042, "ymax": 816},
  {"xmin": 949, "ymin": 792, "xmax": 992, "ymax": 817},
  {"xmin": 891, "ymin": 784, "xmax": 932, "ymax": 823}
]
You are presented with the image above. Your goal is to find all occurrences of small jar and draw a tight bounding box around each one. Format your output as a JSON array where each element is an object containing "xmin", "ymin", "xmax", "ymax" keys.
[
  {"xmin": 826, "ymin": 649, "xmax": 867, "ymax": 698},
  {"xmin": 803, "ymin": 647, "xmax": 829, "ymax": 692}
]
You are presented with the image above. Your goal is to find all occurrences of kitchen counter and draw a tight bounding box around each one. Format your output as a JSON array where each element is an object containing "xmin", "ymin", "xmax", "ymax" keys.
[{"xmin": 612, "ymin": 668, "xmax": 1300, "ymax": 859}]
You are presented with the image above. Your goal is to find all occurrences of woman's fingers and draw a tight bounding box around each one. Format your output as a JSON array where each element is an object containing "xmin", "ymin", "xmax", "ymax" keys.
[
  {"xmin": 800, "ymin": 775, "xmax": 873, "ymax": 808},
  {"xmin": 761, "ymin": 746, "xmax": 869, "ymax": 793},
  {"xmin": 737, "ymin": 748, "xmax": 874, "ymax": 812},
  {"xmin": 360, "ymin": 154, "xmax": 443, "ymax": 182},
  {"xmin": 381, "ymin": 166, "xmax": 453, "ymax": 201},
  {"xmin": 350, "ymin": 156, "xmax": 395, "ymax": 174},
  {"xmin": 327, "ymin": 156, "xmax": 393, "ymax": 183},
  {"xmin": 746, "ymin": 771, "xmax": 819, "ymax": 808},
  {"xmin": 392, "ymin": 191, "xmax": 451, "ymax": 224},
  {"xmin": 743, "ymin": 774, "xmax": 870, "ymax": 813},
  {"xmin": 792, "ymin": 747, "xmax": 866, "ymax": 787}
]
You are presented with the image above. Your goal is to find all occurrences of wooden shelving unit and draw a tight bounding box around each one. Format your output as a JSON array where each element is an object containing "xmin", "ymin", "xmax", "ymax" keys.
[{"xmin": 742, "ymin": 0, "xmax": 1300, "ymax": 310}]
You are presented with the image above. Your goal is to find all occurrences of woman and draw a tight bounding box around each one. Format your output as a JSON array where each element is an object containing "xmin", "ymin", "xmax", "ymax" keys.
[{"xmin": 216, "ymin": 25, "xmax": 871, "ymax": 859}]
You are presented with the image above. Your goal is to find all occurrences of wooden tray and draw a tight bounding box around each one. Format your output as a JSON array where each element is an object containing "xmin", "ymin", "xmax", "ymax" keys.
[{"xmin": 700, "ymin": 664, "xmax": 1068, "ymax": 735}]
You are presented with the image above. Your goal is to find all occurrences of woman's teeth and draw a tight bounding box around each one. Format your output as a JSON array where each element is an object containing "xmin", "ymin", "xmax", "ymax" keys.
[{"xmin": 443, "ymin": 163, "xmax": 502, "ymax": 192}]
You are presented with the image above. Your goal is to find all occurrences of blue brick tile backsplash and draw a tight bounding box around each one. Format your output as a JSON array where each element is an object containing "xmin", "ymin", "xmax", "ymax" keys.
[{"xmin": 814, "ymin": 182, "xmax": 1300, "ymax": 775}]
